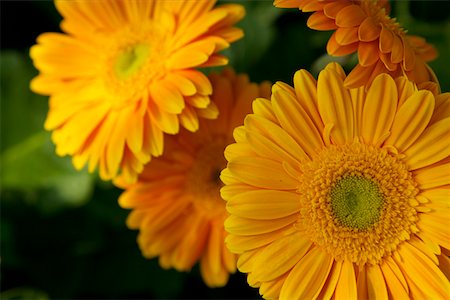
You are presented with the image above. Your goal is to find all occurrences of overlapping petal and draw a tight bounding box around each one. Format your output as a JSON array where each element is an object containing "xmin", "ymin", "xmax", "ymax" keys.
[
  {"xmin": 274, "ymin": 0, "xmax": 439, "ymax": 89},
  {"xmin": 222, "ymin": 63, "xmax": 450, "ymax": 299},
  {"xmin": 118, "ymin": 69, "xmax": 270, "ymax": 287},
  {"xmin": 30, "ymin": 0, "xmax": 245, "ymax": 183}
]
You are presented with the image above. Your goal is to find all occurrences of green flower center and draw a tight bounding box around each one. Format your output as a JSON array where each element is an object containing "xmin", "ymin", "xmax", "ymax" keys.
[
  {"xmin": 114, "ymin": 44, "xmax": 150, "ymax": 80},
  {"xmin": 330, "ymin": 175, "xmax": 384, "ymax": 230}
]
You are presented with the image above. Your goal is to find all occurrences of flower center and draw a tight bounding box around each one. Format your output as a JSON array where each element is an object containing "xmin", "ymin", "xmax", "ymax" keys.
[
  {"xmin": 187, "ymin": 137, "xmax": 228, "ymax": 217},
  {"xmin": 330, "ymin": 175, "xmax": 383, "ymax": 230},
  {"xmin": 102, "ymin": 23, "xmax": 168, "ymax": 107},
  {"xmin": 297, "ymin": 142, "xmax": 420, "ymax": 265},
  {"xmin": 114, "ymin": 44, "xmax": 150, "ymax": 81}
]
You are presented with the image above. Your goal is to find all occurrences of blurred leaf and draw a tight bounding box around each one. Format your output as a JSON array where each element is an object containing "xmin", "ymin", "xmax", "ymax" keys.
[
  {"xmin": 0, "ymin": 288, "xmax": 49, "ymax": 300},
  {"xmin": 0, "ymin": 51, "xmax": 94, "ymax": 211},
  {"xmin": 225, "ymin": 1, "xmax": 282, "ymax": 72}
]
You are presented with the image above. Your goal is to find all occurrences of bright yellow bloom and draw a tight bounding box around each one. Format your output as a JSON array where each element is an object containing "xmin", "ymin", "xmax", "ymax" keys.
[
  {"xmin": 118, "ymin": 69, "xmax": 271, "ymax": 287},
  {"xmin": 30, "ymin": 0, "xmax": 244, "ymax": 183},
  {"xmin": 222, "ymin": 63, "xmax": 450, "ymax": 299},
  {"xmin": 275, "ymin": 0, "xmax": 438, "ymax": 89}
]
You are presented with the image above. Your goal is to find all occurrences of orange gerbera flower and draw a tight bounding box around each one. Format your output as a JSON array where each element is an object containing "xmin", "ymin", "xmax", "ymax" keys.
[
  {"xmin": 274, "ymin": 0, "xmax": 439, "ymax": 89},
  {"xmin": 118, "ymin": 69, "xmax": 271, "ymax": 287},
  {"xmin": 30, "ymin": 0, "xmax": 244, "ymax": 183},
  {"xmin": 221, "ymin": 63, "xmax": 450, "ymax": 299}
]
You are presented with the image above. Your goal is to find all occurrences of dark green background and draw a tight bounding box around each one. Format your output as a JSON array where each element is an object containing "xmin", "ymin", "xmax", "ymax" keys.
[{"xmin": 1, "ymin": 1, "xmax": 449, "ymax": 299}]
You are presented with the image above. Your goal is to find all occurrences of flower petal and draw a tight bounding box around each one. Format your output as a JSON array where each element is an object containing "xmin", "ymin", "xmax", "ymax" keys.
[
  {"xmin": 404, "ymin": 117, "xmax": 450, "ymax": 170},
  {"xmin": 318, "ymin": 68, "xmax": 354, "ymax": 145},
  {"xmin": 226, "ymin": 189, "xmax": 301, "ymax": 220},
  {"xmin": 335, "ymin": 5, "xmax": 366, "ymax": 27},
  {"xmin": 384, "ymin": 90, "xmax": 435, "ymax": 153},
  {"xmin": 252, "ymin": 233, "xmax": 312, "ymax": 281},
  {"xmin": 358, "ymin": 17, "xmax": 381, "ymax": 42},
  {"xmin": 280, "ymin": 247, "xmax": 333, "ymax": 299},
  {"xmin": 361, "ymin": 73, "xmax": 397, "ymax": 145},
  {"xmin": 334, "ymin": 260, "xmax": 357, "ymax": 299}
]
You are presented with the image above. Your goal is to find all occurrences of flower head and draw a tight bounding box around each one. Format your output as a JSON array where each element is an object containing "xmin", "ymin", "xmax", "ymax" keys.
[
  {"xmin": 222, "ymin": 63, "xmax": 450, "ymax": 299},
  {"xmin": 274, "ymin": 0, "xmax": 438, "ymax": 89},
  {"xmin": 118, "ymin": 68, "xmax": 271, "ymax": 287},
  {"xmin": 30, "ymin": 0, "xmax": 245, "ymax": 183}
]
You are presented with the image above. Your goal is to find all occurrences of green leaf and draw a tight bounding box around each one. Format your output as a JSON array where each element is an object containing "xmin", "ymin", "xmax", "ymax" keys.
[{"xmin": 225, "ymin": 1, "xmax": 282, "ymax": 71}]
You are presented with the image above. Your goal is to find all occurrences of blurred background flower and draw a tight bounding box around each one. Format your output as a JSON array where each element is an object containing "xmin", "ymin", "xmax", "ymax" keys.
[{"xmin": 1, "ymin": 0, "xmax": 449, "ymax": 299}]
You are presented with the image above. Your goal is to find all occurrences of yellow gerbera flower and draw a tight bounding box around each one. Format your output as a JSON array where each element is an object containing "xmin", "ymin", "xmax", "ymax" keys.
[
  {"xmin": 274, "ymin": 0, "xmax": 438, "ymax": 89},
  {"xmin": 118, "ymin": 68, "xmax": 271, "ymax": 287},
  {"xmin": 221, "ymin": 63, "xmax": 450, "ymax": 299},
  {"xmin": 30, "ymin": 0, "xmax": 245, "ymax": 183}
]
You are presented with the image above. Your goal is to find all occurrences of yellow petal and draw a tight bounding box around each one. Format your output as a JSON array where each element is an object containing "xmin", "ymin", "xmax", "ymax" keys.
[
  {"xmin": 224, "ymin": 214, "xmax": 297, "ymax": 236},
  {"xmin": 148, "ymin": 100, "xmax": 179, "ymax": 134},
  {"xmin": 178, "ymin": 105, "xmax": 199, "ymax": 132},
  {"xmin": 252, "ymin": 97, "xmax": 278, "ymax": 124},
  {"xmin": 252, "ymin": 232, "xmax": 312, "ymax": 282},
  {"xmin": 271, "ymin": 84, "xmax": 324, "ymax": 158},
  {"xmin": 318, "ymin": 68, "xmax": 354, "ymax": 145},
  {"xmin": 227, "ymin": 190, "xmax": 300, "ymax": 220},
  {"xmin": 395, "ymin": 242, "xmax": 450, "ymax": 299},
  {"xmin": 384, "ymin": 90, "xmax": 434, "ymax": 152},
  {"xmin": 151, "ymin": 81, "xmax": 185, "ymax": 114},
  {"xmin": 334, "ymin": 260, "xmax": 357, "ymax": 300},
  {"xmin": 380, "ymin": 260, "xmax": 410, "ymax": 300},
  {"xmin": 404, "ymin": 118, "xmax": 450, "ymax": 170},
  {"xmin": 413, "ymin": 161, "xmax": 450, "ymax": 189},
  {"xmin": 227, "ymin": 156, "xmax": 298, "ymax": 190},
  {"xmin": 293, "ymin": 69, "xmax": 324, "ymax": 133},
  {"xmin": 225, "ymin": 226, "xmax": 286, "ymax": 254},
  {"xmin": 384, "ymin": 256, "xmax": 409, "ymax": 292},
  {"xmin": 318, "ymin": 260, "xmax": 342, "ymax": 300},
  {"xmin": 280, "ymin": 247, "xmax": 333, "ymax": 299},
  {"xmin": 361, "ymin": 73, "xmax": 397, "ymax": 145},
  {"xmin": 430, "ymin": 92, "xmax": 450, "ymax": 125},
  {"xmin": 367, "ymin": 264, "xmax": 388, "ymax": 300},
  {"xmin": 259, "ymin": 273, "xmax": 288, "ymax": 300},
  {"xmin": 418, "ymin": 214, "xmax": 450, "ymax": 250}
]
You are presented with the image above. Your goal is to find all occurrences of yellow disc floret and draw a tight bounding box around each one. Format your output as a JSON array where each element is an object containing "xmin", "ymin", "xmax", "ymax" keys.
[{"xmin": 297, "ymin": 141, "xmax": 420, "ymax": 265}]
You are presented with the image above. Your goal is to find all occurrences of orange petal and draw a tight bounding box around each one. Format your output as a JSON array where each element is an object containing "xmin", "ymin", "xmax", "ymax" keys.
[
  {"xmin": 336, "ymin": 5, "xmax": 367, "ymax": 27},
  {"xmin": 327, "ymin": 32, "xmax": 358, "ymax": 56},
  {"xmin": 402, "ymin": 37, "xmax": 416, "ymax": 71},
  {"xmin": 323, "ymin": 1, "xmax": 352, "ymax": 19},
  {"xmin": 358, "ymin": 17, "xmax": 382, "ymax": 42},
  {"xmin": 307, "ymin": 11, "xmax": 337, "ymax": 30},
  {"xmin": 379, "ymin": 26, "xmax": 394, "ymax": 53},
  {"xmin": 335, "ymin": 26, "xmax": 359, "ymax": 45},
  {"xmin": 359, "ymin": 41, "xmax": 380, "ymax": 67},
  {"xmin": 345, "ymin": 63, "xmax": 374, "ymax": 89},
  {"xmin": 390, "ymin": 34, "xmax": 404, "ymax": 64}
]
